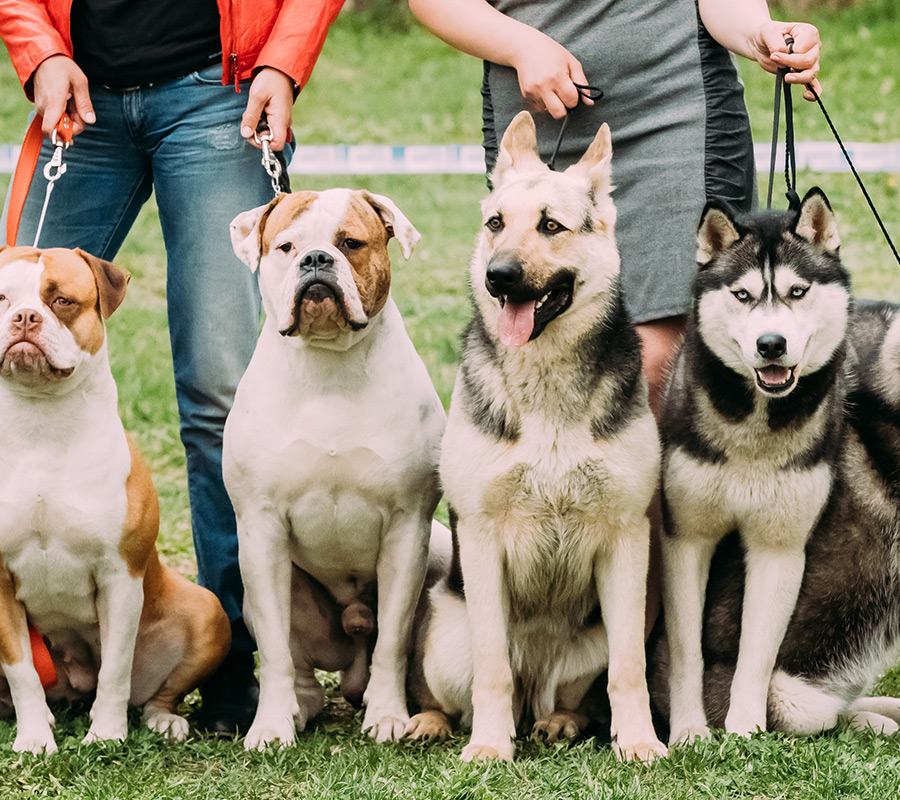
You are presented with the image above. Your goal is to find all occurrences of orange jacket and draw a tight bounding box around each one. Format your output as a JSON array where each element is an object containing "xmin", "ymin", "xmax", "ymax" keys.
[{"xmin": 0, "ymin": 0, "xmax": 345, "ymax": 99}]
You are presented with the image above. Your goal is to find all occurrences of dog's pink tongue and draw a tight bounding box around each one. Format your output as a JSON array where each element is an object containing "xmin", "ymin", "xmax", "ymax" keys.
[
  {"xmin": 758, "ymin": 365, "xmax": 791, "ymax": 385},
  {"xmin": 498, "ymin": 300, "xmax": 536, "ymax": 347}
]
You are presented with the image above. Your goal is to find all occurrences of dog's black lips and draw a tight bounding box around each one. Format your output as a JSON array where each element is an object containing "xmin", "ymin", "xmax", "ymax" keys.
[
  {"xmin": 754, "ymin": 364, "xmax": 797, "ymax": 396},
  {"xmin": 279, "ymin": 278, "xmax": 347, "ymax": 336},
  {"xmin": 496, "ymin": 270, "xmax": 575, "ymax": 341}
]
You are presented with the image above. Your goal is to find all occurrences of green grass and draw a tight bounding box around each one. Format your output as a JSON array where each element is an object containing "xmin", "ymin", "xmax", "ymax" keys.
[{"xmin": 1, "ymin": 2, "xmax": 900, "ymax": 796}]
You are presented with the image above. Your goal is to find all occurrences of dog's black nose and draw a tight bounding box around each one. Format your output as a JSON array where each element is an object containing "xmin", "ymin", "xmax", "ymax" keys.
[
  {"xmin": 485, "ymin": 259, "xmax": 524, "ymax": 295},
  {"xmin": 757, "ymin": 333, "xmax": 787, "ymax": 360},
  {"xmin": 299, "ymin": 250, "xmax": 334, "ymax": 270}
]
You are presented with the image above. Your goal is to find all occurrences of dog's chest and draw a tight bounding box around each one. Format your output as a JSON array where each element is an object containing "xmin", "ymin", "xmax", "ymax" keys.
[{"xmin": 0, "ymin": 434, "xmax": 130, "ymax": 628}]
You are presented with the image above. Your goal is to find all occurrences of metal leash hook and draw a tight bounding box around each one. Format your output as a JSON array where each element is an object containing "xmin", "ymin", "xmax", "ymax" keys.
[
  {"xmin": 33, "ymin": 114, "xmax": 73, "ymax": 248},
  {"xmin": 254, "ymin": 117, "xmax": 284, "ymax": 198}
]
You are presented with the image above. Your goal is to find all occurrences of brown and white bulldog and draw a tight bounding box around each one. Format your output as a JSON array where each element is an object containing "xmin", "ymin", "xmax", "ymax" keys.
[
  {"xmin": 0, "ymin": 246, "xmax": 230, "ymax": 754},
  {"xmin": 225, "ymin": 190, "xmax": 445, "ymax": 748}
]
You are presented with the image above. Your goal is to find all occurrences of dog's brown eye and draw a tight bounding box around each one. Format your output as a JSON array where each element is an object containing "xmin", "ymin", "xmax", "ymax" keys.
[
  {"xmin": 277, "ymin": 242, "xmax": 293, "ymax": 253},
  {"xmin": 542, "ymin": 218, "xmax": 566, "ymax": 234},
  {"xmin": 485, "ymin": 216, "xmax": 503, "ymax": 232},
  {"xmin": 343, "ymin": 238, "xmax": 365, "ymax": 251},
  {"xmin": 0, "ymin": 295, "xmax": 6, "ymax": 302}
]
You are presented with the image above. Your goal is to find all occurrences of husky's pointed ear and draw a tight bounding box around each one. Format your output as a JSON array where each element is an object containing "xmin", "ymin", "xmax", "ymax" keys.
[
  {"xmin": 360, "ymin": 190, "xmax": 421, "ymax": 260},
  {"xmin": 696, "ymin": 200, "xmax": 741, "ymax": 268},
  {"xmin": 566, "ymin": 122, "xmax": 613, "ymax": 192},
  {"xmin": 490, "ymin": 111, "xmax": 545, "ymax": 188},
  {"xmin": 794, "ymin": 187, "xmax": 840, "ymax": 254},
  {"xmin": 230, "ymin": 195, "xmax": 286, "ymax": 272}
]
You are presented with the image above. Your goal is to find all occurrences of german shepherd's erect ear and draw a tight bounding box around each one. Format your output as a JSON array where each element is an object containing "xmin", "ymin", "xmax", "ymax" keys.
[
  {"xmin": 566, "ymin": 122, "xmax": 613, "ymax": 194},
  {"xmin": 490, "ymin": 111, "xmax": 545, "ymax": 188}
]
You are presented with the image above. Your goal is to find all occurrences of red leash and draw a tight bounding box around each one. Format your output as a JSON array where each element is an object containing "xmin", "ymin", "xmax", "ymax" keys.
[
  {"xmin": 5, "ymin": 114, "xmax": 73, "ymax": 247},
  {"xmin": 29, "ymin": 624, "xmax": 58, "ymax": 691}
]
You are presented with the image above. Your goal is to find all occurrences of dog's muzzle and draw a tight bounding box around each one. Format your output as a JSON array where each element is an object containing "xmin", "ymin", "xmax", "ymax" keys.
[{"xmin": 279, "ymin": 250, "xmax": 362, "ymax": 337}]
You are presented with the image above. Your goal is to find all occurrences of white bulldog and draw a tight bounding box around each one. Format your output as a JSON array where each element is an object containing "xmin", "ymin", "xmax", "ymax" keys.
[{"xmin": 226, "ymin": 189, "xmax": 445, "ymax": 748}]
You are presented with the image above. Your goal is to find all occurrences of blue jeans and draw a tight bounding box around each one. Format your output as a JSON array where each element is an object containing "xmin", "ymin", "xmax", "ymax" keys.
[{"xmin": 7, "ymin": 63, "xmax": 291, "ymax": 654}]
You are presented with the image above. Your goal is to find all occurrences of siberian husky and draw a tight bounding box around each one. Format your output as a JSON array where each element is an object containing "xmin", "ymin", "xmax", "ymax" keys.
[
  {"xmin": 404, "ymin": 112, "xmax": 666, "ymax": 762},
  {"xmin": 650, "ymin": 300, "xmax": 900, "ymax": 736},
  {"xmin": 660, "ymin": 188, "xmax": 853, "ymax": 743}
]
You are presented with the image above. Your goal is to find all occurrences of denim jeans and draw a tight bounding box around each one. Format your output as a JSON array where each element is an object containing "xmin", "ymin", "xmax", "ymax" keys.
[{"xmin": 6, "ymin": 63, "xmax": 291, "ymax": 654}]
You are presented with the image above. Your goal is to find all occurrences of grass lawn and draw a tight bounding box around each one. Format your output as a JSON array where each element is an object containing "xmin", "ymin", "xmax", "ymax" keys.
[{"xmin": 1, "ymin": 1, "xmax": 900, "ymax": 797}]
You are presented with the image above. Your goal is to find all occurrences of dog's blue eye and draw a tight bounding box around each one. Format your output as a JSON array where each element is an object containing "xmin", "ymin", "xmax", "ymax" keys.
[
  {"xmin": 732, "ymin": 289, "xmax": 751, "ymax": 303},
  {"xmin": 485, "ymin": 216, "xmax": 503, "ymax": 232},
  {"xmin": 790, "ymin": 285, "xmax": 809, "ymax": 299}
]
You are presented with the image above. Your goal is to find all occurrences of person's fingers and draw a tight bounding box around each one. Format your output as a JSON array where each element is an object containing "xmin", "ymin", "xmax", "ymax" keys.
[
  {"xmin": 241, "ymin": 92, "xmax": 267, "ymax": 148},
  {"xmin": 567, "ymin": 59, "xmax": 594, "ymax": 107},
  {"xmin": 70, "ymin": 71, "xmax": 95, "ymax": 126}
]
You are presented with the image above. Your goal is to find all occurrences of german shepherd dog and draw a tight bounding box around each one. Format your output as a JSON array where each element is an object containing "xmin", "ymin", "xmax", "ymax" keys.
[
  {"xmin": 404, "ymin": 112, "xmax": 666, "ymax": 762},
  {"xmin": 650, "ymin": 300, "xmax": 900, "ymax": 736},
  {"xmin": 659, "ymin": 188, "xmax": 854, "ymax": 743}
]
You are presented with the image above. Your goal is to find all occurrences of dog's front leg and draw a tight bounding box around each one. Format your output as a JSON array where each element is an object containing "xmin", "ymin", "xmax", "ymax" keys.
[
  {"xmin": 457, "ymin": 520, "xmax": 515, "ymax": 761},
  {"xmin": 661, "ymin": 532, "xmax": 718, "ymax": 745},
  {"xmin": 85, "ymin": 569, "xmax": 144, "ymax": 743},
  {"xmin": 238, "ymin": 514, "xmax": 298, "ymax": 749},
  {"xmin": 596, "ymin": 522, "xmax": 667, "ymax": 762},
  {"xmin": 0, "ymin": 568, "xmax": 56, "ymax": 754},
  {"xmin": 362, "ymin": 513, "xmax": 429, "ymax": 742},
  {"xmin": 726, "ymin": 545, "xmax": 806, "ymax": 736}
]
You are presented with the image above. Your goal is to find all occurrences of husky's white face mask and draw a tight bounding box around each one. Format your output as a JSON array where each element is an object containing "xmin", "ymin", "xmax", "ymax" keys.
[{"xmin": 693, "ymin": 188, "xmax": 850, "ymax": 397}]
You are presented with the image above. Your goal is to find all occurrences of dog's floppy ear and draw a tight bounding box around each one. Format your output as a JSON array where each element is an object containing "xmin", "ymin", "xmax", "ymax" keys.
[
  {"xmin": 75, "ymin": 248, "xmax": 130, "ymax": 318},
  {"xmin": 794, "ymin": 187, "xmax": 840, "ymax": 254},
  {"xmin": 491, "ymin": 111, "xmax": 545, "ymax": 188},
  {"xmin": 230, "ymin": 195, "xmax": 286, "ymax": 272},
  {"xmin": 567, "ymin": 122, "xmax": 613, "ymax": 193},
  {"xmin": 360, "ymin": 191, "xmax": 421, "ymax": 260},
  {"xmin": 696, "ymin": 200, "xmax": 742, "ymax": 268}
]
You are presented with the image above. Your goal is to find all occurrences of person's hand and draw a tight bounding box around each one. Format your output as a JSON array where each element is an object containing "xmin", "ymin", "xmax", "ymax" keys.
[
  {"xmin": 750, "ymin": 21, "xmax": 822, "ymax": 101},
  {"xmin": 32, "ymin": 55, "xmax": 96, "ymax": 136},
  {"xmin": 241, "ymin": 67, "xmax": 295, "ymax": 150},
  {"xmin": 510, "ymin": 29, "xmax": 593, "ymax": 119}
]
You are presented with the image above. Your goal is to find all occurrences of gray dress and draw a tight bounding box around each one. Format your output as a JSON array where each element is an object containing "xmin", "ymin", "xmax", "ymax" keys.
[{"xmin": 483, "ymin": 0, "xmax": 756, "ymax": 323}]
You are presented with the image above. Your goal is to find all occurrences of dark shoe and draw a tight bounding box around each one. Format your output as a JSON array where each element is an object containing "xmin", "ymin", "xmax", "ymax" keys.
[{"xmin": 193, "ymin": 649, "xmax": 259, "ymax": 738}]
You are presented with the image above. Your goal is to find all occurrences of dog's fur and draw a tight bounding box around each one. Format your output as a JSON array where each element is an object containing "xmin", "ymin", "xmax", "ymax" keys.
[
  {"xmin": 0, "ymin": 246, "xmax": 230, "ymax": 754},
  {"xmin": 659, "ymin": 189, "xmax": 854, "ymax": 742},
  {"xmin": 405, "ymin": 112, "xmax": 666, "ymax": 762},
  {"xmin": 225, "ymin": 189, "xmax": 445, "ymax": 748},
  {"xmin": 650, "ymin": 299, "xmax": 900, "ymax": 736}
]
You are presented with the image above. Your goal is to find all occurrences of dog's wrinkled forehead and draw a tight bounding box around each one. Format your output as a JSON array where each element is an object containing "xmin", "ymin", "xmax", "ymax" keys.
[
  {"xmin": 259, "ymin": 190, "xmax": 390, "ymax": 255},
  {"xmin": 0, "ymin": 247, "xmax": 99, "ymax": 308}
]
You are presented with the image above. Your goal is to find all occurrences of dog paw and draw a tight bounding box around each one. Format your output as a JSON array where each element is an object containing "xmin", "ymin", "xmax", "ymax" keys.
[
  {"xmin": 532, "ymin": 711, "xmax": 585, "ymax": 743},
  {"xmin": 848, "ymin": 711, "xmax": 900, "ymax": 735},
  {"xmin": 363, "ymin": 710, "xmax": 409, "ymax": 743},
  {"xmin": 403, "ymin": 711, "xmax": 452, "ymax": 742},
  {"xmin": 460, "ymin": 741, "xmax": 514, "ymax": 762},
  {"xmin": 13, "ymin": 724, "xmax": 57, "ymax": 755},
  {"xmin": 725, "ymin": 705, "xmax": 766, "ymax": 737},
  {"xmin": 668, "ymin": 724, "xmax": 712, "ymax": 746},
  {"xmin": 143, "ymin": 707, "xmax": 190, "ymax": 741},
  {"xmin": 83, "ymin": 718, "xmax": 128, "ymax": 744},
  {"xmin": 614, "ymin": 738, "xmax": 668, "ymax": 762},
  {"xmin": 243, "ymin": 716, "xmax": 296, "ymax": 750}
]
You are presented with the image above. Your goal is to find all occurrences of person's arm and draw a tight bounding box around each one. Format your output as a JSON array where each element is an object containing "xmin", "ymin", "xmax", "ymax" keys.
[
  {"xmin": 0, "ymin": 0, "xmax": 95, "ymax": 135},
  {"xmin": 409, "ymin": 0, "xmax": 592, "ymax": 119},
  {"xmin": 698, "ymin": 0, "xmax": 822, "ymax": 101},
  {"xmin": 240, "ymin": 0, "xmax": 346, "ymax": 149}
]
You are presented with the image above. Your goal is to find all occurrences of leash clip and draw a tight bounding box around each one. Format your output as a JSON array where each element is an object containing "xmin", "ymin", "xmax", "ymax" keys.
[
  {"xmin": 43, "ymin": 138, "xmax": 68, "ymax": 183},
  {"xmin": 254, "ymin": 121, "xmax": 284, "ymax": 197}
]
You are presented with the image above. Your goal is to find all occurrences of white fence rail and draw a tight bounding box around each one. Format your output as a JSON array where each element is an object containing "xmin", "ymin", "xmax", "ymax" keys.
[{"xmin": 1, "ymin": 142, "xmax": 899, "ymax": 176}]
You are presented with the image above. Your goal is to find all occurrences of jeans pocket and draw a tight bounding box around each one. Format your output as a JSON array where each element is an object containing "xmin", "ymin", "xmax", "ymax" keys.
[{"xmin": 187, "ymin": 63, "xmax": 250, "ymax": 87}]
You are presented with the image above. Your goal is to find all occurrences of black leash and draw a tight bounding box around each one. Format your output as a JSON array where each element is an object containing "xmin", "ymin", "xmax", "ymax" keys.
[
  {"xmin": 768, "ymin": 39, "xmax": 899, "ymax": 266},
  {"xmin": 547, "ymin": 84, "xmax": 604, "ymax": 171}
]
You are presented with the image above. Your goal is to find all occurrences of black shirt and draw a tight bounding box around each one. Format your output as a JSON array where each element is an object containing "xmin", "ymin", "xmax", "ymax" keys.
[{"xmin": 70, "ymin": 0, "xmax": 222, "ymax": 88}]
